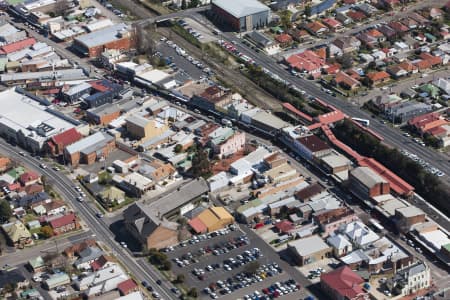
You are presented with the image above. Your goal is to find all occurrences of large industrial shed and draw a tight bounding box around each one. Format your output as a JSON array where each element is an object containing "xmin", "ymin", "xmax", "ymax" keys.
[{"xmin": 211, "ymin": 0, "xmax": 271, "ymax": 32}]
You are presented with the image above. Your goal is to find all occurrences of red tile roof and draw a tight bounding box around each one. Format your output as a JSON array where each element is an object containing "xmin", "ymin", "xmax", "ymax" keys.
[
  {"xmin": 19, "ymin": 171, "xmax": 39, "ymax": 184},
  {"xmin": 275, "ymin": 34, "xmax": 293, "ymax": 44},
  {"xmin": 367, "ymin": 71, "xmax": 390, "ymax": 82},
  {"xmin": 322, "ymin": 18, "xmax": 342, "ymax": 29},
  {"xmin": 117, "ymin": 279, "xmax": 138, "ymax": 295},
  {"xmin": 275, "ymin": 220, "xmax": 294, "ymax": 233},
  {"xmin": 286, "ymin": 50, "xmax": 326, "ymax": 73},
  {"xmin": 188, "ymin": 217, "xmax": 207, "ymax": 234},
  {"xmin": 321, "ymin": 266, "xmax": 365, "ymax": 299},
  {"xmin": 51, "ymin": 128, "xmax": 82, "ymax": 147},
  {"xmin": 419, "ymin": 52, "xmax": 442, "ymax": 66},
  {"xmin": 49, "ymin": 213, "xmax": 77, "ymax": 229},
  {"xmin": 0, "ymin": 38, "xmax": 36, "ymax": 55},
  {"xmin": 297, "ymin": 135, "xmax": 330, "ymax": 152}
]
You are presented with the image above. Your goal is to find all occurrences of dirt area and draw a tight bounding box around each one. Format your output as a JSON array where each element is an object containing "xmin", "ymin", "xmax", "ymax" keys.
[
  {"xmin": 211, "ymin": 148, "xmax": 248, "ymax": 174},
  {"xmin": 177, "ymin": 80, "xmax": 211, "ymax": 97}
]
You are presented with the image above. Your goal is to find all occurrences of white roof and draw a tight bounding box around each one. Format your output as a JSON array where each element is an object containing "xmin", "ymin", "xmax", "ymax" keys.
[
  {"xmin": 419, "ymin": 229, "xmax": 450, "ymax": 252},
  {"xmin": 288, "ymin": 235, "xmax": 330, "ymax": 256},
  {"xmin": 121, "ymin": 172, "xmax": 153, "ymax": 190},
  {"xmin": 343, "ymin": 221, "xmax": 379, "ymax": 247},
  {"xmin": 136, "ymin": 69, "xmax": 170, "ymax": 84},
  {"xmin": 212, "ymin": 0, "xmax": 269, "ymax": 18},
  {"xmin": 75, "ymin": 23, "xmax": 129, "ymax": 48},
  {"xmin": 117, "ymin": 292, "xmax": 145, "ymax": 300},
  {"xmin": 65, "ymin": 132, "xmax": 113, "ymax": 155},
  {"xmin": 85, "ymin": 18, "xmax": 114, "ymax": 32},
  {"xmin": 327, "ymin": 234, "xmax": 352, "ymax": 250}
]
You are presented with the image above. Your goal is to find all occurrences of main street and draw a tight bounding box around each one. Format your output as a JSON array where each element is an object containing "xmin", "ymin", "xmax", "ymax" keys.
[{"xmin": 0, "ymin": 140, "xmax": 175, "ymax": 300}]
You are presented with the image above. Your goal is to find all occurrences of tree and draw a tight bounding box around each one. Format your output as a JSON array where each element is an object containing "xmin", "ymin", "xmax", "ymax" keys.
[
  {"xmin": 54, "ymin": 0, "xmax": 70, "ymax": 17},
  {"xmin": 161, "ymin": 260, "xmax": 172, "ymax": 271},
  {"xmin": 244, "ymin": 261, "xmax": 260, "ymax": 275},
  {"xmin": 0, "ymin": 200, "xmax": 12, "ymax": 222},
  {"xmin": 40, "ymin": 225, "xmax": 54, "ymax": 238},
  {"xmin": 176, "ymin": 274, "xmax": 185, "ymax": 283},
  {"xmin": 339, "ymin": 53, "xmax": 353, "ymax": 69},
  {"xmin": 187, "ymin": 287, "xmax": 198, "ymax": 298},
  {"xmin": 174, "ymin": 144, "xmax": 183, "ymax": 153},
  {"xmin": 304, "ymin": 5, "xmax": 312, "ymax": 17},
  {"xmin": 181, "ymin": 0, "xmax": 187, "ymax": 9},
  {"xmin": 279, "ymin": 10, "xmax": 293, "ymax": 31},
  {"xmin": 191, "ymin": 146, "xmax": 211, "ymax": 178},
  {"xmin": 188, "ymin": 0, "xmax": 200, "ymax": 8},
  {"xmin": 134, "ymin": 24, "xmax": 157, "ymax": 56}
]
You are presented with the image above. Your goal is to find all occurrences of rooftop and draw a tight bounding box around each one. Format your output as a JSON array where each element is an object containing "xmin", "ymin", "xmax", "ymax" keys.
[
  {"xmin": 75, "ymin": 23, "xmax": 129, "ymax": 48},
  {"xmin": 65, "ymin": 132, "xmax": 114, "ymax": 155},
  {"xmin": 288, "ymin": 234, "xmax": 330, "ymax": 256},
  {"xmin": 351, "ymin": 166, "xmax": 388, "ymax": 188},
  {"xmin": 212, "ymin": 0, "xmax": 270, "ymax": 18}
]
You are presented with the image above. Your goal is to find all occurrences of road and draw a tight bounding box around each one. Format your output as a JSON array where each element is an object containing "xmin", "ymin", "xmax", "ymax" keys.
[
  {"xmin": 137, "ymin": 5, "xmax": 210, "ymax": 26},
  {"xmin": 0, "ymin": 140, "xmax": 175, "ymax": 300}
]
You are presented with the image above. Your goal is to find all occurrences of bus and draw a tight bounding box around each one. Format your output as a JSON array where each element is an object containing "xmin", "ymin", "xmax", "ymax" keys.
[
  {"xmin": 212, "ymin": 29, "xmax": 221, "ymax": 35},
  {"xmin": 351, "ymin": 117, "xmax": 370, "ymax": 127},
  {"xmin": 369, "ymin": 218, "xmax": 384, "ymax": 233}
]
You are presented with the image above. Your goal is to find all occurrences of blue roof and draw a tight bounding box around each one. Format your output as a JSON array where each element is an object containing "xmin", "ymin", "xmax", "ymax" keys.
[{"xmin": 311, "ymin": 0, "xmax": 336, "ymax": 15}]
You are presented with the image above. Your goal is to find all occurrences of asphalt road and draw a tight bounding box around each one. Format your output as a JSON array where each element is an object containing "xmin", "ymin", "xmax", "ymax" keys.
[{"xmin": 0, "ymin": 140, "xmax": 175, "ymax": 300}]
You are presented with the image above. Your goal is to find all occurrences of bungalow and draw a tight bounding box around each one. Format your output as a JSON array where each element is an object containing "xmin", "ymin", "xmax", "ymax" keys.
[
  {"xmin": 19, "ymin": 171, "xmax": 40, "ymax": 186},
  {"xmin": 118, "ymin": 279, "xmax": 138, "ymax": 296},
  {"xmin": 401, "ymin": 18, "xmax": 418, "ymax": 30},
  {"xmin": 413, "ymin": 59, "xmax": 433, "ymax": 71},
  {"xmin": 366, "ymin": 29, "xmax": 386, "ymax": 42},
  {"xmin": 387, "ymin": 65, "xmax": 408, "ymax": 78},
  {"xmin": 428, "ymin": 7, "xmax": 444, "ymax": 20},
  {"xmin": 246, "ymin": 31, "xmax": 280, "ymax": 55},
  {"xmin": 355, "ymin": 32, "xmax": 377, "ymax": 47},
  {"xmin": 379, "ymin": 0, "xmax": 400, "ymax": 10},
  {"xmin": 367, "ymin": 71, "xmax": 391, "ymax": 85},
  {"xmin": 275, "ymin": 33, "xmax": 293, "ymax": 48},
  {"xmin": 389, "ymin": 21, "xmax": 409, "ymax": 34},
  {"xmin": 419, "ymin": 52, "xmax": 442, "ymax": 67},
  {"xmin": 0, "ymin": 157, "xmax": 11, "ymax": 172},
  {"xmin": 378, "ymin": 25, "xmax": 397, "ymax": 39},
  {"xmin": 49, "ymin": 213, "xmax": 80, "ymax": 235},
  {"xmin": 322, "ymin": 18, "xmax": 343, "ymax": 32},
  {"xmin": 332, "ymin": 37, "xmax": 361, "ymax": 53},
  {"xmin": 28, "ymin": 256, "xmax": 46, "ymax": 273},
  {"xmin": 409, "ymin": 12, "xmax": 429, "ymax": 26},
  {"xmin": 304, "ymin": 21, "xmax": 329, "ymax": 36},
  {"xmin": 347, "ymin": 10, "xmax": 366, "ymax": 23},
  {"xmin": 398, "ymin": 60, "xmax": 418, "ymax": 74},
  {"xmin": 1, "ymin": 221, "xmax": 32, "ymax": 247},
  {"xmin": 335, "ymin": 71, "xmax": 361, "ymax": 90}
]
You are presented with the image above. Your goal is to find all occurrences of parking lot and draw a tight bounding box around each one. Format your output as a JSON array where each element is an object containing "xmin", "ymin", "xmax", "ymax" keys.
[{"xmin": 165, "ymin": 228, "xmax": 309, "ymax": 299}]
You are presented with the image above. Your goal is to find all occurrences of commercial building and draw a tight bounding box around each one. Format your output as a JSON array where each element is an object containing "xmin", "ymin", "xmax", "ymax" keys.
[
  {"xmin": 73, "ymin": 23, "xmax": 134, "ymax": 57},
  {"xmin": 211, "ymin": 0, "xmax": 271, "ymax": 32},
  {"xmin": 0, "ymin": 88, "xmax": 80, "ymax": 153},
  {"xmin": 117, "ymin": 172, "xmax": 155, "ymax": 197},
  {"xmin": 188, "ymin": 206, "xmax": 234, "ymax": 233},
  {"xmin": 64, "ymin": 132, "xmax": 115, "ymax": 166},
  {"xmin": 210, "ymin": 129, "xmax": 246, "ymax": 158},
  {"xmin": 320, "ymin": 266, "xmax": 368, "ymax": 300},
  {"xmin": 287, "ymin": 235, "xmax": 332, "ymax": 266},
  {"xmin": 86, "ymin": 104, "xmax": 121, "ymax": 125},
  {"xmin": 123, "ymin": 179, "xmax": 209, "ymax": 249},
  {"xmin": 386, "ymin": 261, "xmax": 430, "ymax": 296},
  {"xmin": 349, "ymin": 167, "xmax": 390, "ymax": 200},
  {"xmin": 395, "ymin": 206, "xmax": 426, "ymax": 233},
  {"xmin": 292, "ymin": 135, "xmax": 332, "ymax": 161},
  {"xmin": 0, "ymin": 69, "xmax": 87, "ymax": 87},
  {"xmin": 45, "ymin": 128, "xmax": 82, "ymax": 156},
  {"xmin": 48, "ymin": 213, "xmax": 80, "ymax": 235},
  {"xmin": 0, "ymin": 23, "xmax": 27, "ymax": 44},
  {"xmin": 43, "ymin": 273, "xmax": 70, "ymax": 290},
  {"xmin": 125, "ymin": 115, "xmax": 169, "ymax": 142},
  {"xmin": 245, "ymin": 31, "xmax": 280, "ymax": 55}
]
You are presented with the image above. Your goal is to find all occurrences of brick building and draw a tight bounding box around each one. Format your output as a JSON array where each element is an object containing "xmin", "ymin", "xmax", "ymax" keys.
[
  {"xmin": 49, "ymin": 213, "xmax": 80, "ymax": 235},
  {"xmin": 349, "ymin": 167, "xmax": 390, "ymax": 200},
  {"xmin": 64, "ymin": 132, "xmax": 115, "ymax": 167},
  {"xmin": 46, "ymin": 128, "xmax": 82, "ymax": 157}
]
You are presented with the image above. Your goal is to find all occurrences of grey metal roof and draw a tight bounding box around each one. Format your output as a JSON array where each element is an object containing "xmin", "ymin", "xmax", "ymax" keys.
[
  {"xmin": 212, "ymin": 0, "xmax": 269, "ymax": 18},
  {"xmin": 351, "ymin": 166, "xmax": 388, "ymax": 188},
  {"xmin": 75, "ymin": 23, "xmax": 129, "ymax": 48},
  {"xmin": 65, "ymin": 132, "xmax": 113, "ymax": 155}
]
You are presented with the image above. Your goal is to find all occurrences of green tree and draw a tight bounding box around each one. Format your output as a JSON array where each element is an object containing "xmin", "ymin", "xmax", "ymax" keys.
[
  {"xmin": 0, "ymin": 200, "xmax": 12, "ymax": 222},
  {"xmin": 191, "ymin": 146, "xmax": 211, "ymax": 179},
  {"xmin": 176, "ymin": 273, "xmax": 185, "ymax": 283},
  {"xmin": 161, "ymin": 260, "xmax": 172, "ymax": 271},
  {"xmin": 40, "ymin": 225, "xmax": 54, "ymax": 238},
  {"xmin": 338, "ymin": 53, "xmax": 353, "ymax": 69},
  {"xmin": 304, "ymin": 5, "xmax": 312, "ymax": 17},
  {"xmin": 181, "ymin": 0, "xmax": 187, "ymax": 9},
  {"xmin": 244, "ymin": 261, "xmax": 260, "ymax": 275},
  {"xmin": 174, "ymin": 144, "xmax": 183, "ymax": 153},
  {"xmin": 279, "ymin": 10, "xmax": 293, "ymax": 31},
  {"xmin": 188, "ymin": 0, "xmax": 200, "ymax": 8},
  {"xmin": 187, "ymin": 287, "xmax": 198, "ymax": 298}
]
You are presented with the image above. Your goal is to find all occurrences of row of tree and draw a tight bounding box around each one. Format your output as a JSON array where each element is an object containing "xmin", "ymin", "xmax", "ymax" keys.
[{"xmin": 333, "ymin": 119, "xmax": 450, "ymax": 216}]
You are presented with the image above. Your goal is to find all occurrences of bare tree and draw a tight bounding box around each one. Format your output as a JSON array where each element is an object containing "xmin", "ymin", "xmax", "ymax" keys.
[
  {"xmin": 133, "ymin": 24, "xmax": 157, "ymax": 56},
  {"xmin": 54, "ymin": 0, "xmax": 70, "ymax": 17}
]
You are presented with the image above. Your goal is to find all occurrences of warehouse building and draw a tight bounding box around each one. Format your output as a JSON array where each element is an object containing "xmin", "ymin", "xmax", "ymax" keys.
[
  {"xmin": 73, "ymin": 23, "xmax": 134, "ymax": 57},
  {"xmin": 211, "ymin": 0, "xmax": 271, "ymax": 32},
  {"xmin": 0, "ymin": 88, "xmax": 80, "ymax": 153},
  {"xmin": 64, "ymin": 132, "xmax": 115, "ymax": 166},
  {"xmin": 349, "ymin": 167, "xmax": 390, "ymax": 200}
]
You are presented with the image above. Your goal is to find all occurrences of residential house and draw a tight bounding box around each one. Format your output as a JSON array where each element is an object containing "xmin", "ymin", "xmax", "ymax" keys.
[
  {"xmin": 28, "ymin": 256, "xmax": 46, "ymax": 273},
  {"xmin": 347, "ymin": 10, "xmax": 366, "ymax": 23},
  {"xmin": 286, "ymin": 50, "xmax": 327, "ymax": 75},
  {"xmin": 332, "ymin": 37, "xmax": 361, "ymax": 54},
  {"xmin": 0, "ymin": 269, "xmax": 29, "ymax": 291},
  {"xmin": 389, "ymin": 21, "xmax": 409, "ymax": 34},
  {"xmin": 1, "ymin": 221, "xmax": 32, "ymax": 247},
  {"xmin": 387, "ymin": 65, "xmax": 408, "ymax": 78},
  {"xmin": 378, "ymin": 25, "xmax": 397, "ymax": 39},
  {"xmin": 18, "ymin": 171, "xmax": 40, "ymax": 186},
  {"xmin": 366, "ymin": 29, "xmax": 386, "ymax": 42},
  {"xmin": 74, "ymin": 246, "xmax": 104, "ymax": 270},
  {"xmin": 274, "ymin": 34, "xmax": 293, "ymax": 48},
  {"xmin": 15, "ymin": 192, "xmax": 50, "ymax": 208},
  {"xmin": 118, "ymin": 279, "xmax": 139, "ymax": 296},
  {"xmin": 355, "ymin": 32, "xmax": 377, "ymax": 47},
  {"xmin": 0, "ymin": 157, "xmax": 11, "ymax": 172},
  {"xmin": 335, "ymin": 71, "xmax": 361, "ymax": 90},
  {"xmin": 322, "ymin": 18, "xmax": 343, "ymax": 32},
  {"xmin": 327, "ymin": 234, "xmax": 353, "ymax": 257},
  {"xmin": 245, "ymin": 31, "xmax": 280, "ymax": 55},
  {"xmin": 367, "ymin": 71, "xmax": 391, "ymax": 85},
  {"xmin": 64, "ymin": 239, "xmax": 97, "ymax": 258},
  {"xmin": 304, "ymin": 21, "xmax": 329, "ymax": 36},
  {"xmin": 48, "ymin": 213, "xmax": 80, "ymax": 235}
]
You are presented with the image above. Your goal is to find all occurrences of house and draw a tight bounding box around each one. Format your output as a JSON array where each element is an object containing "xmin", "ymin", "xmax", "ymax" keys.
[
  {"xmin": 44, "ymin": 273, "xmax": 70, "ymax": 290},
  {"xmin": 389, "ymin": 21, "xmax": 409, "ymax": 34},
  {"xmin": 1, "ymin": 221, "xmax": 32, "ymax": 247},
  {"xmin": 366, "ymin": 29, "xmax": 386, "ymax": 42},
  {"xmin": 98, "ymin": 186, "xmax": 126, "ymax": 205},
  {"xmin": 355, "ymin": 32, "xmax": 377, "ymax": 47},
  {"xmin": 245, "ymin": 31, "xmax": 280, "ymax": 55},
  {"xmin": 398, "ymin": 60, "xmax": 418, "ymax": 74},
  {"xmin": 74, "ymin": 265, "xmax": 128, "ymax": 295},
  {"xmin": 286, "ymin": 50, "xmax": 327, "ymax": 75},
  {"xmin": 28, "ymin": 256, "xmax": 46, "ymax": 273},
  {"xmin": 378, "ymin": 25, "xmax": 397, "ymax": 39},
  {"xmin": 320, "ymin": 266, "xmax": 368, "ymax": 300},
  {"xmin": 118, "ymin": 279, "xmax": 139, "ymax": 296},
  {"xmin": 428, "ymin": 7, "xmax": 444, "ymax": 20},
  {"xmin": 322, "ymin": 18, "xmax": 343, "ymax": 32},
  {"xmin": 304, "ymin": 21, "xmax": 329, "ymax": 36},
  {"xmin": 347, "ymin": 10, "xmax": 366, "ymax": 23},
  {"xmin": 74, "ymin": 246, "xmax": 104, "ymax": 270},
  {"xmin": 18, "ymin": 171, "xmax": 40, "ymax": 186},
  {"xmin": 387, "ymin": 65, "xmax": 408, "ymax": 78},
  {"xmin": 342, "ymin": 221, "xmax": 380, "ymax": 248},
  {"xmin": 419, "ymin": 52, "xmax": 442, "ymax": 68},
  {"xmin": 15, "ymin": 192, "xmax": 50, "ymax": 208},
  {"xmin": 367, "ymin": 71, "xmax": 391, "ymax": 85},
  {"xmin": 0, "ymin": 269, "xmax": 29, "ymax": 291},
  {"xmin": 90, "ymin": 255, "xmax": 115, "ymax": 271},
  {"xmin": 64, "ymin": 239, "xmax": 97, "ymax": 258},
  {"xmin": 287, "ymin": 235, "xmax": 332, "ymax": 266},
  {"xmin": 117, "ymin": 172, "xmax": 155, "ymax": 197},
  {"xmin": 275, "ymin": 220, "xmax": 295, "ymax": 234},
  {"xmin": 386, "ymin": 261, "xmax": 430, "ymax": 296},
  {"xmin": 0, "ymin": 157, "xmax": 11, "ymax": 172},
  {"xmin": 335, "ymin": 71, "xmax": 361, "ymax": 90},
  {"xmin": 274, "ymin": 34, "xmax": 293, "ymax": 47},
  {"xmin": 327, "ymin": 234, "xmax": 353, "ymax": 257},
  {"xmin": 49, "ymin": 213, "xmax": 80, "ymax": 235},
  {"xmin": 332, "ymin": 37, "xmax": 361, "ymax": 53}
]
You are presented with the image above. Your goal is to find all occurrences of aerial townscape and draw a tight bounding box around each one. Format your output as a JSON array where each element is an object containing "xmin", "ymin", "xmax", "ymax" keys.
[{"xmin": 0, "ymin": 0, "xmax": 450, "ymax": 299}]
